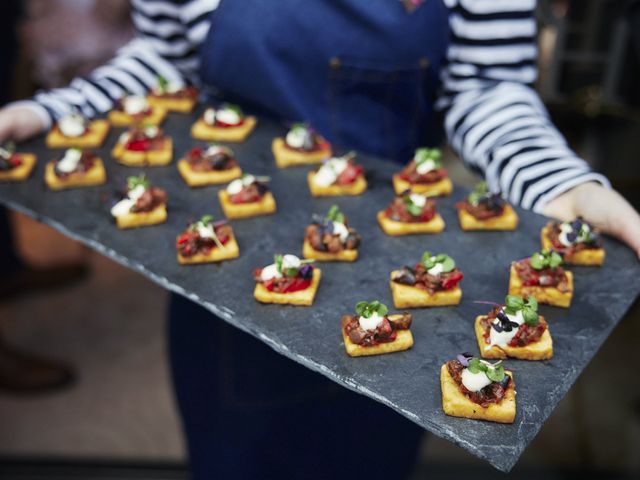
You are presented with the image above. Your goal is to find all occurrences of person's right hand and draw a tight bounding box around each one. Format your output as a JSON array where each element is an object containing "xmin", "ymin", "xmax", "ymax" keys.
[{"xmin": 0, "ymin": 105, "xmax": 48, "ymax": 143}]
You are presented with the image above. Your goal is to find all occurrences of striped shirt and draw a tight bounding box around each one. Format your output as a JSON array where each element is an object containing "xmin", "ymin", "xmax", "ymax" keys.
[{"xmin": 18, "ymin": 0, "xmax": 609, "ymax": 213}]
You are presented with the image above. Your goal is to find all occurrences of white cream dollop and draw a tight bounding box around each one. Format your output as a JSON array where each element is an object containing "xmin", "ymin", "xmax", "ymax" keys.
[
  {"xmin": 415, "ymin": 158, "xmax": 437, "ymax": 175},
  {"xmin": 314, "ymin": 157, "xmax": 348, "ymax": 187},
  {"xmin": 427, "ymin": 260, "xmax": 444, "ymax": 276},
  {"xmin": 144, "ymin": 125, "xmax": 159, "ymax": 138},
  {"xmin": 409, "ymin": 193, "xmax": 427, "ymax": 208},
  {"xmin": 226, "ymin": 174, "xmax": 256, "ymax": 195},
  {"xmin": 110, "ymin": 184, "xmax": 147, "ymax": 217},
  {"xmin": 197, "ymin": 224, "xmax": 216, "ymax": 239},
  {"xmin": 58, "ymin": 115, "xmax": 86, "ymax": 137},
  {"xmin": 285, "ymin": 127, "xmax": 307, "ymax": 148},
  {"xmin": 331, "ymin": 221, "xmax": 350, "ymax": 242},
  {"xmin": 487, "ymin": 310, "xmax": 525, "ymax": 349},
  {"xmin": 461, "ymin": 368, "xmax": 492, "ymax": 392},
  {"xmin": 203, "ymin": 108, "xmax": 216, "ymax": 125},
  {"xmin": 358, "ymin": 312, "xmax": 384, "ymax": 331},
  {"xmin": 260, "ymin": 264, "xmax": 281, "ymax": 281},
  {"xmin": 122, "ymin": 95, "xmax": 149, "ymax": 115},
  {"xmin": 55, "ymin": 148, "xmax": 83, "ymax": 174},
  {"xmin": 215, "ymin": 107, "xmax": 241, "ymax": 126},
  {"xmin": 558, "ymin": 222, "xmax": 574, "ymax": 247}
]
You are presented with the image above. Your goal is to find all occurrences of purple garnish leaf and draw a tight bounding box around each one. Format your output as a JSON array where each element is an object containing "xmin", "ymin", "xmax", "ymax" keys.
[
  {"xmin": 457, "ymin": 354, "xmax": 469, "ymax": 367},
  {"xmin": 473, "ymin": 300, "xmax": 502, "ymax": 307}
]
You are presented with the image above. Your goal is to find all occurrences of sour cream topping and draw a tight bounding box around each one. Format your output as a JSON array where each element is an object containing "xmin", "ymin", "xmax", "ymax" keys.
[
  {"xmin": 56, "ymin": 148, "xmax": 83, "ymax": 173},
  {"xmin": 314, "ymin": 157, "xmax": 348, "ymax": 187},
  {"xmin": 58, "ymin": 114, "xmax": 86, "ymax": 137},
  {"xmin": 409, "ymin": 193, "xmax": 427, "ymax": 208},
  {"xmin": 122, "ymin": 95, "xmax": 149, "ymax": 115},
  {"xmin": 226, "ymin": 174, "xmax": 256, "ymax": 195},
  {"xmin": 358, "ymin": 311, "xmax": 384, "ymax": 331},
  {"xmin": 427, "ymin": 259, "xmax": 443, "ymax": 276},
  {"xmin": 110, "ymin": 184, "xmax": 147, "ymax": 217},
  {"xmin": 331, "ymin": 221, "xmax": 350, "ymax": 242},
  {"xmin": 487, "ymin": 310, "xmax": 524, "ymax": 349},
  {"xmin": 204, "ymin": 106, "xmax": 242, "ymax": 126},
  {"xmin": 461, "ymin": 368, "xmax": 492, "ymax": 392},
  {"xmin": 205, "ymin": 144, "xmax": 228, "ymax": 157},
  {"xmin": 197, "ymin": 224, "xmax": 216, "ymax": 239},
  {"xmin": 260, "ymin": 254, "xmax": 301, "ymax": 282},
  {"xmin": 559, "ymin": 221, "xmax": 590, "ymax": 246},
  {"xmin": 415, "ymin": 158, "xmax": 437, "ymax": 175},
  {"xmin": 285, "ymin": 126, "xmax": 308, "ymax": 148}
]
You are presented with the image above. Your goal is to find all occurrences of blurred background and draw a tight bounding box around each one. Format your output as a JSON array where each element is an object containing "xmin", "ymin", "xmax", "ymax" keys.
[{"xmin": 0, "ymin": 1, "xmax": 639, "ymax": 479}]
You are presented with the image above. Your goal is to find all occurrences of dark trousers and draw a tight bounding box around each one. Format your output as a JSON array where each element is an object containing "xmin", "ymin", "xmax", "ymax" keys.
[
  {"xmin": 0, "ymin": 207, "xmax": 22, "ymax": 276},
  {"xmin": 168, "ymin": 294, "xmax": 424, "ymax": 480}
]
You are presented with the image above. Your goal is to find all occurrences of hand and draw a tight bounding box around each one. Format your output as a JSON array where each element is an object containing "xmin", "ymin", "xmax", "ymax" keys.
[
  {"xmin": 543, "ymin": 182, "xmax": 640, "ymax": 258},
  {"xmin": 0, "ymin": 105, "xmax": 48, "ymax": 143}
]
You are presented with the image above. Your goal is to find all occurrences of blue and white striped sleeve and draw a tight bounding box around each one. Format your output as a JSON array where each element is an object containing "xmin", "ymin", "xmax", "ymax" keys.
[
  {"xmin": 16, "ymin": 0, "xmax": 218, "ymax": 128},
  {"xmin": 438, "ymin": 0, "xmax": 610, "ymax": 213}
]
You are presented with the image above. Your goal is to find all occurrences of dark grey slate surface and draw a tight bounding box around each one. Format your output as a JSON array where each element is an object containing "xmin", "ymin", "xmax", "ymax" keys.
[{"xmin": 1, "ymin": 110, "xmax": 639, "ymax": 472}]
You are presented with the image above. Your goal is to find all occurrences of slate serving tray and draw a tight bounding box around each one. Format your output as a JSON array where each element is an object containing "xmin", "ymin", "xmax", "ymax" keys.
[{"xmin": 1, "ymin": 110, "xmax": 639, "ymax": 472}]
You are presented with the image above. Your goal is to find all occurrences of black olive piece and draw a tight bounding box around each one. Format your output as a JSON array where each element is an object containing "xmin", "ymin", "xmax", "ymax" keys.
[
  {"xmin": 498, "ymin": 376, "xmax": 511, "ymax": 388},
  {"xmin": 393, "ymin": 267, "xmax": 416, "ymax": 285}
]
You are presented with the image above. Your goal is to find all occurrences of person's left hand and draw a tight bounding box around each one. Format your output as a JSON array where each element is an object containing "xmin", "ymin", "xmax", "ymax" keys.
[{"xmin": 543, "ymin": 182, "xmax": 640, "ymax": 259}]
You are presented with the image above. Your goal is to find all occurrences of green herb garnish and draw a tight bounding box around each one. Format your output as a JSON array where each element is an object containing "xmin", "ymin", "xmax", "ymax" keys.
[
  {"xmin": 467, "ymin": 358, "xmax": 505, "ymax": 382},
  {"xmin": 0, "ymin": 141, "xmax": 16, "ymax": 157},
  {"xmin": 355, "ymin": 300, "xmax": 388, "ymax": 319},
  {"xmin": 127, "ymin": 174, "xmax": 150, "ymax": 191},
  {"xmin": 414, "ymin": 147, "xmax": 442, "ymax": 167},
  {"xmin": 157, "ymin": 75, "xmax": 169, "ymax": 93},
  {"xmin": 504, "ymin": 294, "xmax": 539, "ymax": 326},
  {"xmin": 221, "ymin": 103, "xmax": 243, "ymax": 115},
  {"xmin": 403, "ymin": 194, "xmax": 424, "ymax": 217},
  {"xmin": 467, "ymin": 181, "xmax": 489, "ymax": 206},
  {"xmin": 421, "ymin": 251, "xmax": 456, "ymax": 273},
  {"xmin": 326, "ymin": 205, "xmax": 345, "ymax": 224},
  {"xmin": 529, "ymin": 249, "xmax": 563, "ymax": 270}
]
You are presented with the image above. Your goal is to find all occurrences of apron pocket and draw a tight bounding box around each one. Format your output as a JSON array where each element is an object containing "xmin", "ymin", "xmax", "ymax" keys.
[{"xmin": 327, "ymin": 56, "xmax": 431, "ymax": 162}]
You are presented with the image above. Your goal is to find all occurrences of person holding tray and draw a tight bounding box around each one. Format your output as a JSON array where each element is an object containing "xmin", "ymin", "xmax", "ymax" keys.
[{"xmin": 1, "ymin": 1, "xmax": 640, "ymax": 479}]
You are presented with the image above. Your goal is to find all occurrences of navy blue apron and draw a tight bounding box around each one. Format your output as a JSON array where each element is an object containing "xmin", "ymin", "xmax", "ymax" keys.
[
  {"xmin": 170, "ymin": 2, "xmax": 450, "ymax": 479},
  {"xmin": 200, "ymin": 0, "xmax": 449, "ymax": 161}
]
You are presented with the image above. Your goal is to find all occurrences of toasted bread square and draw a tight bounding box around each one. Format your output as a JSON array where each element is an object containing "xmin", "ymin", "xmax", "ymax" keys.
[
  {"xmin": 474, "ymin": 315, "xmax": 553, "ymax": 361},
  {"xmin": 177, "ymin": 232, "xmax": 240, "ymax": 265},
  {"xmin": 458, "ymin": 205, "xmax": 519, "ymax": 231},
  {"xmin": 111, "ymin": 138, "xmax": 173, "ymax": 167},
  {"xmin": 115, "ymin": 204, "xmax": 167, "ymax": 229},
  {"xmin": 377, "ymin": 211, "xmax": 445, "ymax": 236},
  {"xmin": 508, "ymin": 263, "xmax": 573, "ymax": 308},
  {"xmin": 307, "ymin": 172, "xmax": 367, "ymax": 197},
  {"xmin": 45, "ymin": 120, "xmax": 110, "ymax": 149},
  {"xmin": 302, "ymin": 238, "xmax": 358, "ymax": 262},
  {"xmin": 107, "ymin": 108, "xmax": 167, "ymax": 127},
  {"xmin": 45, "ymin": 159, "xmax": 107, "ymax": 190},
  {"xmin": 540, "ymin": 225, "xmax": 605, "ymax": 266},
  {"xmin": 0, "ymin": 154, "xmax": 37, "ymax": 182},
  {"xmin": 272, "ymin": 137, "xmax": 331, "ymax": 168},
  {"xmin": 147, "ymin": 96, "xmax": 196, "ymax": 113},
  {"xmin": 440, "ymin": 364, "xmax": 516, "ymax": 423},
  {"xmin": 253, "ymin": 268, "xmax": 321, "ymax": 306},
  {"xmin": 191, "ymin": 117, "xmax": 257, "ymax": 142},
  {"xmin": 343, "ymin": 319, "xmax": 413, "ymax": 358},
  {"xmin": 392, "ymin": 174, "xmax": 452, "ymax": 196},
  {"xmin": 218, "ymin": 190, "xmax": 277, "ymax": 219},
  {"xmin": 177, "ymin": 159, "xmax": 242, "ymax": 187},
  {"xmin": 389, "ymin": 273, "xmax": 461, "ymax": 308}
]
